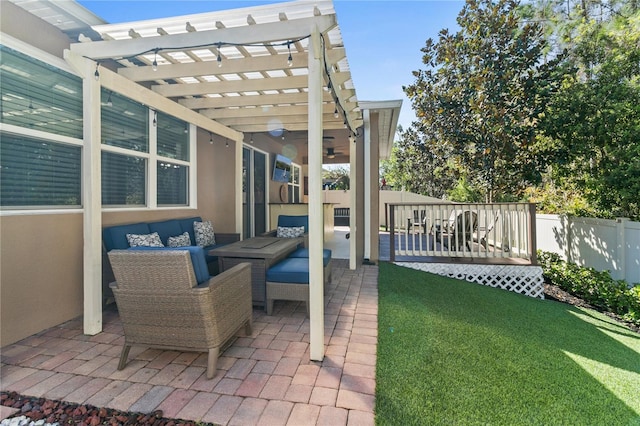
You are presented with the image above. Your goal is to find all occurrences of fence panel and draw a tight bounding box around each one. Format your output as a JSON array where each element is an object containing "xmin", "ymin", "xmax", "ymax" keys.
[{"xmin": 536, "ymin": 214, "xmax": 640, "ymax": 284}]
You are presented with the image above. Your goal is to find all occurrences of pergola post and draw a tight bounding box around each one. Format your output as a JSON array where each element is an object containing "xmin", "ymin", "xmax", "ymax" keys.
[
  {"xmin": 82, "ymin": 59, "xmax": 103, "ymax": 335},
  {"xmin": 308, "ymin": 27, "xmax": 325, "ymax": 361}
]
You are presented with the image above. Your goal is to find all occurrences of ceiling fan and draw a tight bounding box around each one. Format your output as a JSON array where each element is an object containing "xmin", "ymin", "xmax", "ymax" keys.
[{"xmin": 325, "ymin": 147, "xmax": 343, "ymax": 159}]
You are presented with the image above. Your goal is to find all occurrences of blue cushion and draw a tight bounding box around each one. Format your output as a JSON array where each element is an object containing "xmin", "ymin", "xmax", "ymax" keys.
[
  {"xmin": 288, "ymin": 248, "xmax": 332, "ymax": 266},
  {"xmin": 103, "ymin": 223, "xmax": 151, "ymax": 251},
  {"xmin": 266, "ymin": 258, "xmax": 309, "ymax": 283},
  {"xmin": 149, "ymin": 220, "xmax": 183, "ymax": 246},
  {"xmin": 277, "ymin": 215, "xmax": 309, "ymax": 233},
  {"xmin": 128, "ymin": 246, "xmax": 210, "ymax": 284},
  {"xmin": 177, "ymin": 216, "xmax": 203, "ymax": 246}
]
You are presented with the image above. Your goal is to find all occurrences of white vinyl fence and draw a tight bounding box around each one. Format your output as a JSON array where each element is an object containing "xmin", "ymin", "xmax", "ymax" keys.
[{"xmin": 537, "ymin": 215, "xmax": 640, "ymax": 285}]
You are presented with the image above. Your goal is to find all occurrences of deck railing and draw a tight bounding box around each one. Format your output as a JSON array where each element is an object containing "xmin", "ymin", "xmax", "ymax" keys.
[{"xmin": 387, "ymin": 202, "xmax": 537, "ymax": 263}]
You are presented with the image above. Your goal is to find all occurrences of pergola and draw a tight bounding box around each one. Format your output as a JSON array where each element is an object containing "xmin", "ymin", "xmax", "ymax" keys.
[{"xmin": 60, "ymin": 0, "xmax": 364, "ymax": 361}]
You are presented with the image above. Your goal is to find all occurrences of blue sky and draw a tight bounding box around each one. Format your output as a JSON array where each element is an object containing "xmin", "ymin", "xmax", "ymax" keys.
[{"xmin": 78, "ymin": 0, "xmax": 464, "ymax": 130}]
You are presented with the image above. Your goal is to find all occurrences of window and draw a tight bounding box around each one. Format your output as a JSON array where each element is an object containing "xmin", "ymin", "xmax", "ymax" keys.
[
  {"xmin": 100, "ymin": 90, "xmax": 192, "ymax": 208},
  {"xmin": 0, "ymin": 45, "xmax": 83, "ymax": 210},
  {"xmin": 288, "ymin": 163, "xmax": 301, "ymax": 203},
  {"xmin": 0, "ymin": 134, "xmax": 81, "ymax": 207}
]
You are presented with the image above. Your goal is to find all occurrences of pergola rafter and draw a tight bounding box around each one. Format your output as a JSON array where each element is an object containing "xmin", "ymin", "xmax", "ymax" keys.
[{"xmin": 68, "ymin": 1, "xmax": 362, "ymax": 139}]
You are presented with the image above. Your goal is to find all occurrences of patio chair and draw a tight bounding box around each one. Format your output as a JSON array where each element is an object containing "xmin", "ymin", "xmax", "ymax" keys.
[
  {"xmin": 436, "ymin": 210, "xmax": 478, "ymax": 251},
  {"xmin": 407, "ymin": 209, "xmax": 427, "ymax": 233},
  {"xmin": 108, "ymin": 250, "xmax": 253, "ymax": 379}
]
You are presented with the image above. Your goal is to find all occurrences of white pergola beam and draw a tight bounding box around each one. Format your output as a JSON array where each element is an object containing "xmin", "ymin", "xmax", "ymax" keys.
[
  {"xmin": 152, "ymin": 75, "xmax": 309, "ymax": 97},
  {"xmin": 71, "ymin": 15, "xmax": 337, "ymax": 60},
  {"xmin": 201, "ymin": 103, "xmax": 336, "ymax": 119},
  {"xmin": 232, "ymin": 122, "xmax": 347, "ymax": 132},
  {"xmin": 118, "ymin": 51, "xmax": 311, "ymax": 81},
  {"xmin": 179, "ymin": 91, "xmax": 333, "ymax": 109},
  {"xmin": 64, "ymin": 51, "xmax": 242, "ymax": 142},
  {"xmin": 216, "ymin": 113, "xmax": 345, "ymax": 127}
]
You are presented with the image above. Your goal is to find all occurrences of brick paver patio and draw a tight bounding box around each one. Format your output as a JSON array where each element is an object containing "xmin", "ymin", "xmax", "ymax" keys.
[{"xmin": 1, "ymin": 259, "xmax": 378, "ymax": 425}]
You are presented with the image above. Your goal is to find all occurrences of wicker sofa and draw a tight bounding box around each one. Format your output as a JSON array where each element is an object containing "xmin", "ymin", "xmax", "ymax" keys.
[{"xmin": 108, "ymin": 249, "xmax": 253, "ymax": 379}]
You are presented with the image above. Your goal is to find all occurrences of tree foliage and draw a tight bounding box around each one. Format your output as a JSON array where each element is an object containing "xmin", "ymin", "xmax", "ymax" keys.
[
  {"xmin": 404, "ymin": 0, "xmax": 561, "ymax": 202},
  {"xmin": 380, "ymin": 125, "xmax": 456, "ymax": 198},
  {"xmin": 534, "ymin": 2, "xmax": 640, "ymax": 219}
]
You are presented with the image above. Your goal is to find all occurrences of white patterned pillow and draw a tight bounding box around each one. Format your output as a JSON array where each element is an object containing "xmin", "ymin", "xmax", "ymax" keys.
[
  {"xmin": 277, "ymin": 226, "xmax": 305, "ymax": 238},
  {"xmin": 126, "ymin": 232, "xmax": 164, "ymax": 247},
  {"xmin": 193, "ymin": 220, "xmax": 216, "ymax": 247},
  {"xmin": 167, "ymin": 232, "xmax": 191, "ymax": 247}
]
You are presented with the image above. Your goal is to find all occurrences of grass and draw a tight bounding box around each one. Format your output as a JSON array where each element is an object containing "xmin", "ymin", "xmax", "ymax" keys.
[{"xmin": 376, "ymin": 262, "xmax": 640, "ymax": 426}]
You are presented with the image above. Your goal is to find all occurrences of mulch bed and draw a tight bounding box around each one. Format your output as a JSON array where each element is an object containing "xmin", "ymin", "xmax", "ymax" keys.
[
  {"xmin": 544, "ymin": 283, "xmax": 640, "ymax": 334},
  {"xmin": 0, "ymin": 391, "xmax": 213, "ymax": 426}
]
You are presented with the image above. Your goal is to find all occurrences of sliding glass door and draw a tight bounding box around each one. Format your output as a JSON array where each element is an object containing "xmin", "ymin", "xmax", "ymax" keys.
[{"xmin": 242, "ymin": 146, "xmax": 268, "ymax": 239}]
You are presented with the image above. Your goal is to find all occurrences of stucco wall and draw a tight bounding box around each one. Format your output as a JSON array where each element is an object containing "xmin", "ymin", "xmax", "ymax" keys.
[
  {"xmin": 0, "ymin": 214, "xmax": 84, "ymax": 345},
  {"xmin": 0, "ymin": 3, "xmax": 240, "ymax": 345}
]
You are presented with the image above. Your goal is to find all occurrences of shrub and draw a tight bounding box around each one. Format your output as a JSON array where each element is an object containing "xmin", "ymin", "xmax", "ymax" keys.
[{"xmin": 538, "ymin": 251, "xmax": 640, "ymax": 326}]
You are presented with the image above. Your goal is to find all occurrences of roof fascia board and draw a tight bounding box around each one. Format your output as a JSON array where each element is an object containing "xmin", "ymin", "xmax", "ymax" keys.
[{"xmin": 71, "ymin": 15, "xmax": 337, "ymax": 60}]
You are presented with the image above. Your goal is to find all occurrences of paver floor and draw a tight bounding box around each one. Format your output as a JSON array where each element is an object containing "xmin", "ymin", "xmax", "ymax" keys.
[{"xmin": 1, "ymin": 259, "xmax": 378, "ymax": 425}]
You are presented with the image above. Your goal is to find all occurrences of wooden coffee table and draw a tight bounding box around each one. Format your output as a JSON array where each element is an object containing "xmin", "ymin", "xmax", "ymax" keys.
[{"xmin": 209, "ymin": 236, "xmax": 303, "ymax": 308}]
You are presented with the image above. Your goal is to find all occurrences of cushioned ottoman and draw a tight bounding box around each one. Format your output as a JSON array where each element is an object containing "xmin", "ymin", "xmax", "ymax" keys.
[
  {"xmin": 287, "ymin": 248, "xmax": 332, "ymax": 285},
  {"xmin": 265, "ymin": 258, "xmax": 310, "ymax": 316}
]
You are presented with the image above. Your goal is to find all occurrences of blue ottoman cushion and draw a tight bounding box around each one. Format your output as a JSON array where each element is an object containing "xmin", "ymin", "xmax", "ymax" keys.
[
  {"xmin": 266, "ymin": 258, "xmax": 309, "ymax": 284},
  {"xmin": 288, "ymin": 248, "xmax": 332, "ymax": 266}
]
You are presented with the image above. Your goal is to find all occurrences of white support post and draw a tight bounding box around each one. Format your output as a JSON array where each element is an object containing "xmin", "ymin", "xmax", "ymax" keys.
[
  {"xmin": 82, "ymin": 59, "xmax": 103, "ymax": 335},
  {"xmin": 363, "ymin": 110, "xmax": 371, "ymax": 260},
  {"xmin": 235, "ymin": 135, "xmax": 244, "ymax": 237},
  {"xmin": 349, "ymin": 125, "xmax": 357, "ymax": 270},
  {"xmin": 308, "ymin": 27, "xmax": 325, "ymax": 361}
]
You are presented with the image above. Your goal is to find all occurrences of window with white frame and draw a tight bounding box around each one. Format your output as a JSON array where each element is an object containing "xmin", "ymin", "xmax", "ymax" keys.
[
  {"xmin": 100, "ymin": 90, "xmax": 192, "ymax": 207},
  {"xmin": 288, "ymin": 162, "xmax": 301, "ymax": 203},
  {"xmin": 0, "ymin": 45, "xmax": 83, "ymax": 209}
]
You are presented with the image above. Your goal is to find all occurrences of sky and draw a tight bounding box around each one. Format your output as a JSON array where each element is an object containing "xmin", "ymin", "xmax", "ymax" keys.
[{"xmin": 77, "ymin": 0, "xmax": 465, "ymax": 131}]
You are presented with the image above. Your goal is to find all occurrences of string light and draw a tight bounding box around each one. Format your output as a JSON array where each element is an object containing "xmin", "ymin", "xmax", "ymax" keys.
[
  {"xmin": 106, "ymin": 91, "xmax": 113, "ymax": 107},
  {"xmin": 83, "ymin": 33, "xmax": 357, "ymax": 134},
  {"xmin": 249, "ymin": 133, "xmax": 254, "ymax": 144},
  {"xmin": 216, "ymin": 43, "xmax": 223, "ymax": 68},
  {"xmin": 152, "ymin": 49, "xmax": 158, "ymax": 71},
  {"xmin": 184, "ymin": 123, "xmax": 188, "ymax": 134},
  {"xmin": 152, "ymin": 110, "xmax": 157, "ymax": 127},
  {"xmin": 209, "ymin": 132, "xmax": 214, "ymax": 144},
  {"xmin": 225, "ymin": 140, "xmax": 229, "ymax": 148}
]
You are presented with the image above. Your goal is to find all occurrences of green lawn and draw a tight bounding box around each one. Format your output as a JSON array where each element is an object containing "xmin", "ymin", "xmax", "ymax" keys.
[{"xmin": 376, "ymin": 262, "xmax": 640, "ymax": 425}]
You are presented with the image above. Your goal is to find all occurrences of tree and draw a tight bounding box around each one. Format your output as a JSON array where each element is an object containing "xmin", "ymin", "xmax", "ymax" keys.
[
  {"xmin": 404, "ymin": 0, "xmax": 562, "ymax": 202},
  {"xmin": 381, "ymin": 125, "xmax": 456, "ymax": 198},
  {"xmin": 322, "ymin": 166, "xmax": 350, "ymax": 190},
  {"xmin": 535, "ymin": 1, "xmax": 640, "ymax": 219}
]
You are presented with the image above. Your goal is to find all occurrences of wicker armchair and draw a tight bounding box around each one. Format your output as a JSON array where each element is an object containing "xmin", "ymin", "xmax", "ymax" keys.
[{"xmin": 108, "ymin": 250, "xmax": 253, "ymax": 379}]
